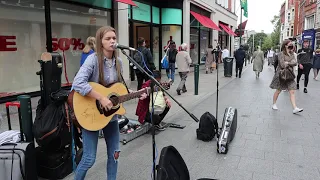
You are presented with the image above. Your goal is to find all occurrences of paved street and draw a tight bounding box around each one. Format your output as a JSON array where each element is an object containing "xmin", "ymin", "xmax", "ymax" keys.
[
  {"xmin": 2, "ymin": 61, "xmax": 320, "ymax": 180},
  {"xmin": 78, "ymin": 62, "xmax": 320, "ymax": 180}
]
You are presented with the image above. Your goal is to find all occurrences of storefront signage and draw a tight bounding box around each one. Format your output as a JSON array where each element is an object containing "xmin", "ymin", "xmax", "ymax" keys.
[
  {"xmin": 52, "ymin": 38, "xmax": 85, "ymax": 51},
  {"xmin": 0, "ymin": 36, "xmax": 84, "ymax": 52},
  {"xmin": 161, "ymin": 8, "xmax": 182, "ymax": 25},
  {"xmin": 0, "ymin": 36, "xmax": 17, "ymax": 51},
  {"xmin": 132, "ymin": 1, "xmax": 151, "ymax": 22}
]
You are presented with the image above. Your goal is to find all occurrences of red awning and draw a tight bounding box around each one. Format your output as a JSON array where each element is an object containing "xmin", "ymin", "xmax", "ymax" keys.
[
  {"xmin": 115, "ymin": 0, "xmax": 137, "ymax": 6},
  {"xmin": 220, "ymin": 24, "xmax": 237, "ymax": 36},
  {"xmin": 190, "ymin": 11, "xmax": 221, "ymax": 31}
]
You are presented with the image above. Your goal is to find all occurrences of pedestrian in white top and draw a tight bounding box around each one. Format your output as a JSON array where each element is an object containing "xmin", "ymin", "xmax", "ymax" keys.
[
  {"xmin": 221, "ymin": 46, "xmax": 230, "ymax": 60},
  {"xmin": 267, "ymin": 48, "xmax": 275, "ymax": 66}
]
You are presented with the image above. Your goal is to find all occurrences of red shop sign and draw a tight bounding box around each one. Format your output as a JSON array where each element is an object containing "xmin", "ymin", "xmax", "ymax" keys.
[
  {"xmin": 0, "ymin": 35, "xmax": 84, "ymax": 52},
  {"xmin": 52, "ymin": 38, "xmax": 85, "ymax": 51},
  {"xmin": 0, "ymin": 36, "xmax": 17, "ymax": 51}
]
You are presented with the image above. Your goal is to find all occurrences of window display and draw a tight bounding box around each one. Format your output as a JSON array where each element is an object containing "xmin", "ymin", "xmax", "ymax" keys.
[
  {"xmin": 0, "ymin": 1, "xmax": 111, "ymax": 95},
  {"xmin": 0, "ymin": 0, "xmax": 46, "ymax": 94}
]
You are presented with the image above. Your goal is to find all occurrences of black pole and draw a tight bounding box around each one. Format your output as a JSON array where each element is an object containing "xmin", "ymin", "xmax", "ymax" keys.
[
  {"xmin": 150, "ymin": 80, "xmax": 156, "ymax": 180},
  {"xmin": 44, "ymin": 0, "xmax": 52, "ymax": 52},
  {"xmin": 216, "ymin": 56, "xmax": 219, "ymax": 122},
  {"xmin": 239, "ymin": 7, "xmax": 243, "ymax": 46}
]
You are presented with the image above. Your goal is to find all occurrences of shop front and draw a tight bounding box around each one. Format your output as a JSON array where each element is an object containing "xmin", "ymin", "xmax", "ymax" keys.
[
  {"xmin": 127, "ymin": 0, "xmax": 183, "ymax": 80},
  {"xmin": 0, "ymin": 0, "xmax": 133, "ymax": 102}
]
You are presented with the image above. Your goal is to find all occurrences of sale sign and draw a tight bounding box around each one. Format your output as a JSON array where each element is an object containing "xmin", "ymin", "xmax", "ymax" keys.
[
  {"xmin": 52, "ymin": 38, "xmax": 85, "ymax": 51},
  {"xmin": 0, "ymin": 35, "xmax": 85, "ymax": 52},
  {"xmin": 0, "ymin": 36, "xmax": 17, "ymax": 51}
]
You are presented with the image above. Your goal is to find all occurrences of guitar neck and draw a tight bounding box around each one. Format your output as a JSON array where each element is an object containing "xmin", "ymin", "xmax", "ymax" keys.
[{"xmin": 118, "ymin": 88, "xmax": 149, "ymax": 103}]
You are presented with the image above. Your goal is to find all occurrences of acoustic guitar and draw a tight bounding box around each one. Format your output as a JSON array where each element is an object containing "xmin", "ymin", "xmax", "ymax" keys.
[{"xmin": 71, "ymin": 82, "xmax": 151, "ymax": 131}]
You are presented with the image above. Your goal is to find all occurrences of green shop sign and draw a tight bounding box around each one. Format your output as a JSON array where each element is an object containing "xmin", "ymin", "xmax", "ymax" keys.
[
  {"xmin": 71, "ymin": 0, "xmax": 112, "ymax": 9},
  {"xmin": 132, "ymin": 1, "xmax": 151, "ymax": 22}
]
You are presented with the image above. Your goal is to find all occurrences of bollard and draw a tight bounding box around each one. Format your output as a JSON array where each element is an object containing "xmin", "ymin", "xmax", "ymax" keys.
[
  {"xmin": 17, "ymin": 95, "xmax": 34, "ymax": 142},
  {"xmin": 194, "ymin": 64, "xmax": 199, "ymax": 95}
]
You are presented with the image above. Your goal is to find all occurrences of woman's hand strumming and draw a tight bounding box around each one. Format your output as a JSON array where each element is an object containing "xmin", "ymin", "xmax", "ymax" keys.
[{"xmin": 99, "ymin": 97, "xmax": 113, "ymax": 111}]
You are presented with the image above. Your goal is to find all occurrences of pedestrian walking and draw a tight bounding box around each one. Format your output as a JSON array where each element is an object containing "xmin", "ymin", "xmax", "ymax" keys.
[
  {"xmin": 267, "ymin": 48, "xmax": 275, "ymax": 66},
  {"xmin": 234, "ymin": 45, "xmax": 246, "ymax": 78},
  {"xmin": 252, "ymin": 46, "xmax": 264, "ymax": 78},
  {"xmin": 176, "ymin": 43, "xmax": 192, "ymax": 95},
  {"xmin": 297, "ymin": 40, "xmax": 314, "ymax": 93},
  {"xmin": 313, "ymin": 49, "xmax": 320, "ymax": 80},
  {"xmin": 269, "ymin": 40, "xmax": 303, "ymax": 114},
  {"xmin": 205, "ymin": 45, "xmax": 215, "ymax": 74}
]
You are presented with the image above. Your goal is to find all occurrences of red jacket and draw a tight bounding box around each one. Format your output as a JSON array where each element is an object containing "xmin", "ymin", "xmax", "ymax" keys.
[{"xmin": 136, "ymin": 80, "xmax": 151, "ymax": 124}]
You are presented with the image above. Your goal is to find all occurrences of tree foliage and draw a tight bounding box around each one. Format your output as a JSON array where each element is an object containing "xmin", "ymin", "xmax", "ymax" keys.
[
  {"xmin": 247, "ymin": 33, "xmax": 268, "ymax": 51},
  {"xmin": 270, "ymin": 15, "xmax": 281, "ymax": 49},
  {"xmin": 262, "ymin": 36, "xmax": 273, "ymax": 52}
]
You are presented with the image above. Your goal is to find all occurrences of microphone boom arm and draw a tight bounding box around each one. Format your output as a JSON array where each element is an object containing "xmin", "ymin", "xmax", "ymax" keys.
[{"xmin": 120, "ymin": 49, "xmax": 199, "ymax": 123}]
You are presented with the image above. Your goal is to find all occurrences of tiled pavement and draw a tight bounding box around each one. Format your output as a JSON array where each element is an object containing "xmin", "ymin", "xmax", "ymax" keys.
[{"xmin": 2, "ymin": 61, "xmax": 320, "ymax": 180}]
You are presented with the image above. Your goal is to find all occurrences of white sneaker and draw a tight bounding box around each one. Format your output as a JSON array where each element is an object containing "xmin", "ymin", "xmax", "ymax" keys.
[
  {"xmin": 293, "ymin": 107, "xmax": 303, "ymax": 114},
  {"xmin": 272, "ymin": 104, "xmax": 278, "ymax": 110}
]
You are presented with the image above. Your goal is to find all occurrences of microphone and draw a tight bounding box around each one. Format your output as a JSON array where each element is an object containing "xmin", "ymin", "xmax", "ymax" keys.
[{"xmin": 113, "ymin": 43, "xmax": 137, "ymax": 51}]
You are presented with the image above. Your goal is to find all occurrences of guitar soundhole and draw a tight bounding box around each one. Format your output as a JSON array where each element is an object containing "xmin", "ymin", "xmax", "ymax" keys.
[
  {"xmin": 109, "ymin": 95, "xmax": 119, "ymax": 106},
  {"xmin": 95, "ymin": 96, "xmax": 120, "ymax": 117}
]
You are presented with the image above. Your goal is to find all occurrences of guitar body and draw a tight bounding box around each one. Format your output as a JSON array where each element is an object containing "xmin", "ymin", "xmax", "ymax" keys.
[{"xmin": 72, "ymin": 82, "xmax": 127, "ymax": 131}]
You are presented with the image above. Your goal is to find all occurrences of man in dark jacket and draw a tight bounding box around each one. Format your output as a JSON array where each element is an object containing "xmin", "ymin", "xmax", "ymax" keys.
[
  {"xmin": 234, "ymin": 45, "xmax": 246, "ymax": 78},
  {"xmin": 135, "ymin": 37, "xmax": 156, "ymax": 90}
]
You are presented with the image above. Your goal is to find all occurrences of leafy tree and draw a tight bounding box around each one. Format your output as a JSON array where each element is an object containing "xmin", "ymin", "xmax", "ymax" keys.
[
  {"xmin": 247, "ymin": 32, "xmax": 268, "ymax": 51},
  {"xmin": 270, "ymin": 15, "xmax": 281, "ymax": 49},
  {"xmin": 262, "ymin": 36, "xmax": 273, "ymax": 51}
]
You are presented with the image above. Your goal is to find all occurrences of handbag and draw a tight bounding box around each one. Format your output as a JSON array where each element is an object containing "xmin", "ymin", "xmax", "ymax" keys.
[{"xmin": 279, "ymin": 67, "xmax": 295, "ymax": 82}]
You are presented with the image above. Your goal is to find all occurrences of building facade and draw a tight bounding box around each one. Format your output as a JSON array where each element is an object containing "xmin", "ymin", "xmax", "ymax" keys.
[
  {"xmin": 0, "ymin": 0, "xmax": 237, "ymax": 102},
  {"xmin": 280, "ymin": 0, "xmax": 296, "ymax": 43}
]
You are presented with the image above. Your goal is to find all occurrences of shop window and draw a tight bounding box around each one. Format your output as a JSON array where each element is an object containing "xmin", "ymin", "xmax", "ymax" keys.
[
  {"xmin": 0, "ymin": 0, "xmax": 46, "ymax": 94},
  {"xmin": 153, "ymin": 27, "xmax": 160, "ymax": 69},
  {"xmin": 50, "ymin": 1, "xmax": 111, "ymax": 85},
  {"xmin": 162, "ymin": 25, "xmax": 181, "ymax": 50},
  {"xmin": 190, "ymin": 28, "xmax": 199, "ymax": 64},
  {"xmin": 162, "ymin": 25, "xmax": 181, "ymax": 67},
  {"xmin": 200, "ymin": 29, "xmax": 210, "ymax": 64}
]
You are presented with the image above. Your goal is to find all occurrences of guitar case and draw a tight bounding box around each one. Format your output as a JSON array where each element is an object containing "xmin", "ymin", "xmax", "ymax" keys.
[{"xmin": 217, "ymin": 107, "xmax": 237, "ymax": 154}]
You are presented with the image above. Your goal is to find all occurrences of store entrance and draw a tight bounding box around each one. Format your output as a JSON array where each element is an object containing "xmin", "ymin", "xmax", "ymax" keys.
[{"xmin": 133, "ymin": 22, "xmax": 151, "ymax": 49}]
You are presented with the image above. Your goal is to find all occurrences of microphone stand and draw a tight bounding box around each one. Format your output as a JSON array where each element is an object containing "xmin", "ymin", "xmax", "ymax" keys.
[{"xmin": 120, "ymin": 49, "xmax": 199, "ymax": 180}]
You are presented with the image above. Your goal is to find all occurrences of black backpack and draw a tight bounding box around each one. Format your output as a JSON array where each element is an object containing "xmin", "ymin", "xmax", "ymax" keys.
[{"xmin": 196, "ymin": 112, "xmax": 219, "ymax": 141}]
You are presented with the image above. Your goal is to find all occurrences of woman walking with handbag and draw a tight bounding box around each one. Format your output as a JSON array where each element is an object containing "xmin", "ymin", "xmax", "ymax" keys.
[{"xmin": 269, "ymin": 40, "xmax": 303, "ymax": 114}]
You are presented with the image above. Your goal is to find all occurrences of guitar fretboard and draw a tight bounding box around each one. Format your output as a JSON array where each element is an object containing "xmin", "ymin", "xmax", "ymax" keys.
[{"xmin": 118, "ymin": 88, "xmax": 148, "ymax": 103}]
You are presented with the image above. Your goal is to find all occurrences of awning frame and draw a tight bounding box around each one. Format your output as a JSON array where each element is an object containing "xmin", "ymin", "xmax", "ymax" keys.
[{"xmin": 190, "ymin": 11, "xmax": 221, "ymax": 31}]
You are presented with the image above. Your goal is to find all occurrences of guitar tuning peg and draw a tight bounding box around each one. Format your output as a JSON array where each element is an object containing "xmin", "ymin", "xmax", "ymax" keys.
[
  {"xmin": 133, "ymin": 66, "xmax": 137, "ymax": 70},
  {"xmin": 130, "ymin": 63, "xmax": 134, "ymax": 66}
]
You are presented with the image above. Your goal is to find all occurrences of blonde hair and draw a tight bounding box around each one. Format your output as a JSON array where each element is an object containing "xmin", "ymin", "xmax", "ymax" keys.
[
  {"xmin": 83, "ymin": 36, "xmax": 96, "ymax": 53},
  {"xmin": 95, "ymin": 26, "xmax": 122, "ymax": 86}
]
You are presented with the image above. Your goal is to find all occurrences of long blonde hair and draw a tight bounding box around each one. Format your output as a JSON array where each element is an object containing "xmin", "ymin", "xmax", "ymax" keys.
[
  {"xmin": 83, "ymin": 36, "xmax": 96, "ymax": 53},
  {"xmin": 95, "ymin": 26, "xmax": 122, "ymax": 86}
]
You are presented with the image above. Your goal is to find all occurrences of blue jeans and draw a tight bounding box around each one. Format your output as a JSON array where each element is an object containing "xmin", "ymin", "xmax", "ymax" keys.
[
  {"xmin": 169, "ymin": 63, "xmax": 175, "ymax": 81},
  {"xmin": 74, "ymin": 120, "xmax": 120, "ymax": 180}
]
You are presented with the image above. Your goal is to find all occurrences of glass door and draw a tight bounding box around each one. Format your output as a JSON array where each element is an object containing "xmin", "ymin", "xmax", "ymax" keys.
[{"xmin": 152, "ymin": 26, "xmax": 160, "ymax": 70}]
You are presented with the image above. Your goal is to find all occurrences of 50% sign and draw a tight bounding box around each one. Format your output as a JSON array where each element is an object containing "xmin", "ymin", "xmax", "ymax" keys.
[{"xmin": 52, "ymin": 38, "xmax": 85, "ymax": 51}]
